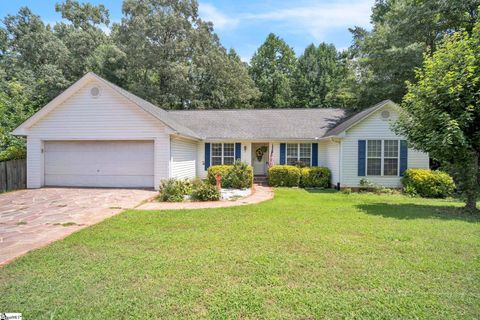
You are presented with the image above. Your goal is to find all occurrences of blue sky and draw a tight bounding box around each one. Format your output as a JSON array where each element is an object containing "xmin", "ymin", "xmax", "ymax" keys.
[{"xmin": 0, "ymin": 0, "xmax": 374, "ymax": 62}]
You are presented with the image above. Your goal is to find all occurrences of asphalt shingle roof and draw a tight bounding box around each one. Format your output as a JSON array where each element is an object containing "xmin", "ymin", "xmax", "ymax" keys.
[
  {"xmin": 168, "ymin": 108, "xmax": 347, "ymax": 140},
  {"xmin": 93, "ymin": 73, "xmax": 394, "ymax": 141}
]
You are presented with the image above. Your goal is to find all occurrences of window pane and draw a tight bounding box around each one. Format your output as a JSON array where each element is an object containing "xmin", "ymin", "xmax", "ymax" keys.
[
  {"xmin": 212, "ymin": 143, "xmax": 222, "ymax": 157},
  {"xmin": 299, "ymin": 143, "xmax": 311, "ymax": 166},
  {"xmin": 384, "ymin": 158, "xmax": 398, "ymax": 175},
  {"xmin": 224, "ymin": 157, "xmax": 234, "ymax": 165},
  {"xmin": 286, "ymin": 144, "xmax": 298, "ymax": 157},
  {"xmin": 286, "ymin": 143, "xmax": 298, "ymax": 165},
  {"xmin": 384, "ymin": 140, "xmax": 398, "ymax": 158},
  {"xmin": 367, "ymin": 158, "xmax": 381, "ymax": 175},
  {"xmin": 367, "ymin": 140, "xmax": 382, "ymax": 158},
  {"xmin": 212, "ymin": 157, "xmax": 222, "ymax": 165},
  {"xmin": 300, "ymin": 144, "xmax": 311, "ymax": 157},
  {"xmin": 223, "ymin": 143, "xmax": 234, "ymax": 157}
]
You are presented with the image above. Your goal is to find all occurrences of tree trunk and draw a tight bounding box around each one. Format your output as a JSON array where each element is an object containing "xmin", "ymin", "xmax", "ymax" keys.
[{"xmin": 464, "ymin": 152, "xmax": 479, "ymax": 211}]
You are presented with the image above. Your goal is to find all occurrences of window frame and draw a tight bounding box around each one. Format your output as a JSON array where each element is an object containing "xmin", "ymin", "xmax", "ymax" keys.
[
  {"xmin": 210, "ymin": 142, "xmax": 236, "ymax": 166},
  {"xmin": 365, "ymin": 139, "xmax": 401, "ymax": 176},
  {"xmin": 286, "ymin": 143, "xmax": 312, "ymax": 166}
]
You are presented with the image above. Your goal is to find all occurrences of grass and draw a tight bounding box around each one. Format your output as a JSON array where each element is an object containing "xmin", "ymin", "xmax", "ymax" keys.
[{"xmin": 1, "ymin": 189, "xmax": 479, "ymax": 319}]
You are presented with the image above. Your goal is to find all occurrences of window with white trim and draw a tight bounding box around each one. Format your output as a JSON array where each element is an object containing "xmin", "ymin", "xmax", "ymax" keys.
[
  {"xmin": 286, "ymin": 143, "xmax": 311, "ymax": 166},
  {"xmin": 211, "ymin": 143, "xmax": 235, "ymax": 165},
  {"xmin": 383, "ymin": 140, "xmax": 399, "ymax": 175},
  {"xmin": 366, "ymin": 140, "xmax": 399, "ymax": 176}
]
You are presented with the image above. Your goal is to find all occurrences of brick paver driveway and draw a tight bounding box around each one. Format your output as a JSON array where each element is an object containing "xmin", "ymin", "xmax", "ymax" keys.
[{"xmin": 0, "ymin": 188, "xmax": 157, "ymax": 265}]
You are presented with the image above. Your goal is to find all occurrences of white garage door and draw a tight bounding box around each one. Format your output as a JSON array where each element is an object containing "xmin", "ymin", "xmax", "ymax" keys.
[{"xmin": 44, "ymin": 141, "xmax": 154, "ymax": 188}]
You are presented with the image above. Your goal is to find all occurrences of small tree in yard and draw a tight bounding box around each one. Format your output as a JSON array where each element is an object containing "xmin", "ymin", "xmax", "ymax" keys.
[{"xmin": 394, "ymin": 23, "xmax": 480, "ymax": 211}]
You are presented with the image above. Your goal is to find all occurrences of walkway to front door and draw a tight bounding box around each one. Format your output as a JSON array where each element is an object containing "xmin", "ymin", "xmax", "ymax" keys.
[{"xmin": 252, "ymin": 143, "xmax": 269, "ymax": 175}]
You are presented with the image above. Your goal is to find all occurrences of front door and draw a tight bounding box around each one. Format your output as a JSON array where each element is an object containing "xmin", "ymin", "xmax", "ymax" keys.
[{"xmin": 252, "ymin": 143, "xmax": 269, "ymax": 175}]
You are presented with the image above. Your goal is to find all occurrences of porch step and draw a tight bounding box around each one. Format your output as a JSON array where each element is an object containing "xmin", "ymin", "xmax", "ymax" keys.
[{"xmin": 254, "ymin": 176, "xmax": 268, "ymax": 186}]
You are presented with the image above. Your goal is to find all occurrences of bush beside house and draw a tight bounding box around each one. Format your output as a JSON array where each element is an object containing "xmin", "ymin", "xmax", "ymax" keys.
[
  {"xmin": 402, "ymin": 169, "xmax": 455, "ymax": 198},
  {"xmin": 158, "ymin": 178, "xmax": 193, "ymax": 202},
  {"xmin": 207, "ymin": 161, "xmax": 253, "ymax": 189},
  {"xmin": 159, "ymin": 178, "xmax": 220, "ymax": 202},
  {"xmin": 190, "ymin": 183, "xmax": 220, "ymax": 201},
  {"xmin": 300, "ymin": 167, "xmax": 331, "ymax": 188},
  {"xmin": 267, "ymin": 165, "xmax": 331, "ymax": 188},
  {"xmin": 267, "ymin": 165, "xmax": 301, "ymax": 187}
]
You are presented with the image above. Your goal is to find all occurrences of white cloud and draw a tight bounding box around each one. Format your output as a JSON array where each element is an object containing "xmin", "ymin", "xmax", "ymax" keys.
[
  {"xmin": 199, "ymin": 1, "xmax": 372, "ymax": 40},
  {"xmin": 199, "ymin": 3, "xmax": 239, "ymax": 30},
  {"xmin": 244, "ymin": 0, "xmax": 372, "ymax": 40}
]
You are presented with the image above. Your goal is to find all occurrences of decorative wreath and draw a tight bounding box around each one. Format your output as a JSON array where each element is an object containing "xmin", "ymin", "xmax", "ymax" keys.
[{"xmin": 255, "ymin": 146, "xmax": 268, "ymax": 161}]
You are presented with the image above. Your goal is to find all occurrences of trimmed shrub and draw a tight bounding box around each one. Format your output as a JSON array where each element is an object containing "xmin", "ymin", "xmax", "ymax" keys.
[
  {"xmin": 402, "ymin": 169, "xmax": 455, "ymax": 198},
  {"xmin": 207, "ymin": 161, "xmax": 253, "ymax": 189},
  {"xmin": 300, "ymin": 167, "xmax": 331, "ymax": 188},
  {"xmin": 227, "ymin": 161, "xmax": 253, "ymax": 189},
  {"xmin": 267, "ymin": 165, "xmax": 301, "ymax": 187},
  {"xmin": 207, "ymin": 165, "xmax": 231, "ymax": 185},
  {"xmin": 191, "ymin": 181, "xmax": 220, "ymax": 201},
  {"xmin": 159, "ymin": 178, "xmax": 192, "ymax": 202}
]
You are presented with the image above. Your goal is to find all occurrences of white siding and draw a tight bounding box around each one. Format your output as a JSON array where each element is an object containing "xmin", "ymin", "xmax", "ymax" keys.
[
  {"xmin": 26, "ymin": 138, "xmax": 44, "ymax": 188},
  {"xmin": 24, "ymin": 79, "xmax": 170, "ymax": 189},
  {"xmin": 320, "ymin": 140, "xmax": 341, "ymax": 186},
  {"xmin": 197, "ymin": 141, "xmax": 252, "ymax": 178},
  {"xmin": 340, "ymin": 106, "xmax": 429, "ymax": 188},
  {"xmin": 171, "ymin": 137, "xmax": 197, "ymax": 179}
]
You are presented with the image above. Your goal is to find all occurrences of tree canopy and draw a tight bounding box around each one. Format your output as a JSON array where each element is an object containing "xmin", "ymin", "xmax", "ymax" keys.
[
  {"xmin": 249, "ymin": 33, "xmax": 296, "ymax": 108},
  {"xmin": 394, "ymin": 23, "xmax": 480, "ymax": 210},
  {"xmin": 349, "ymin": 0, "xmax": 480, "ymax": 107}
]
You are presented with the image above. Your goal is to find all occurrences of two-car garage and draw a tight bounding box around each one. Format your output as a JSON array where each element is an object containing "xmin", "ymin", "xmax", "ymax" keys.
[{"xmin": 44, "ymin": 141, "xmax": 154, "ymax": 188}]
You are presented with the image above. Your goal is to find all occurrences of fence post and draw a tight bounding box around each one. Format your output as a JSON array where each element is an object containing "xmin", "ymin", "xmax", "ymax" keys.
[{"xmin": 0, "ymin": 162, "xmax": 6, "ymax": 192}]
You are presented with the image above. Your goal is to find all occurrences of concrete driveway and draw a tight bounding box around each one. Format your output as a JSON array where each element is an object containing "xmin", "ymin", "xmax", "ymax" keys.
[{"xmin": 0, "ymin": 188, "xmax": 157, "ymax": 265}]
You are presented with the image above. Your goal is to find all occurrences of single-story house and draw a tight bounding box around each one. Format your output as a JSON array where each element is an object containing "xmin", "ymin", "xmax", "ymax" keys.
[{"xmin": 12, "ymin": 72, "xmax": 429, "ymax": 190}]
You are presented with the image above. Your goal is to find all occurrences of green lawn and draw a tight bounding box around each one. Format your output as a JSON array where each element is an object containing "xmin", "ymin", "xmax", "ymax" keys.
[{"xmin": 1, "ymin": 189, "xmax": 479, "ymax": 319}]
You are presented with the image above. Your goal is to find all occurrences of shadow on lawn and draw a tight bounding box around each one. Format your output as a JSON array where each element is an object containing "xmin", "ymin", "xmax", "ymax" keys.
[
  {"xmin": 304, "ymin": 188, "xmax": 338, "ymax": 194},
  {"xmin": 356, "ymin": 203, "xmax": 480, "ymax": 222}
]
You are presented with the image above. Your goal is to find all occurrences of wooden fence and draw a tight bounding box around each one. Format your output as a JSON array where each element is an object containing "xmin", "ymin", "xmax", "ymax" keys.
[{"xmin": 0, "ymin": 159, "xmax": 26, "ymax": 193}]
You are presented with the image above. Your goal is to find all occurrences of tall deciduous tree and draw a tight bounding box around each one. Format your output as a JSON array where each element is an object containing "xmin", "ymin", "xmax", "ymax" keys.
[
  {"xmin": 54, "ymin": 0, "xmax": 111, "ymax": 80},
  {"xmin": 1, "ymin": 7, "xmax": 70, "ymax": 105},
  {"xmin": 249, "ymin": 33, "xmax": 296, "ymax": 108},
  {"xmin": 394, "ymin": 25, "xmax": 480, "ymax": 211},
  {"xmin": 293, "ymin": 43, "xmax": 354, "ymax": 108},
  {"xmin": 112, "ymin": 0, "xmax": 257, "ymax": 109},
  {"xmin": 349, "ymin": 0, "xmax": 480, "ymax": 109}
]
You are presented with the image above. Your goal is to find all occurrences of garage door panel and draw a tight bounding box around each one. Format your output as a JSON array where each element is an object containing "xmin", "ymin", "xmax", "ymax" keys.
[
  {"xmin": 44, "ymin": 157, "xmax": 153, "ymax": 175},
  {"xmin": 45, "ymin": 174, "xmax": 153, "ymax": 188},
  {"xmin": 44, "ymin": 141, "xmax": 154, "ymax": 187}
]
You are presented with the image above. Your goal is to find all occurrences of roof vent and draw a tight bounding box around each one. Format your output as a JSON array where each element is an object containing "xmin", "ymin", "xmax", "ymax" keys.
[
  {"xmin": 380, "ymin": 110, "xmax": 390, "ymax": 120},
  {"xmin": 90, "ymin": 86, "xmax": 100, "ymax": 98}
]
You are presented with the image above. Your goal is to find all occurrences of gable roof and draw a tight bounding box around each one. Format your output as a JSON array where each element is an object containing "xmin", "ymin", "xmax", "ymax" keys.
[
  {"xmin": 12, "ymin": 72, "xmax": 396, "ymax": 141},
  {"xmin": 12, "ymin": 72, "xmax": 200, "ymax": 139},
  {"xmin": 168, "ymin": 108, "xmax": 347, "ymax": 140},
  {"xmin": 324, "ymin": 100, "xmax": 396, "ymax": 137}
]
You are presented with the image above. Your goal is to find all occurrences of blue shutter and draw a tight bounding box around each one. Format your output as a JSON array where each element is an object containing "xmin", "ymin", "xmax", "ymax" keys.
[
  {"xmin": 400, "ymin": 140, "xmax": 408, "ymax": 176},
  {"xmin": 358, "ymin": 140, "xmax": 366, "ymax": 176},
  {"xmin": 311, "ymin": 143, "xmax": 318, "ymax": 166},
  {"xmin": 280, "ymin": 143, "xmax": 286, "ymax": 165},
  {"xmin": 235, "ymin": 143, "xmax": 241, "ymax": 161},
  {"xmin": 204, "ymin": 143, "xmax": 211, "ymax": 170}
]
